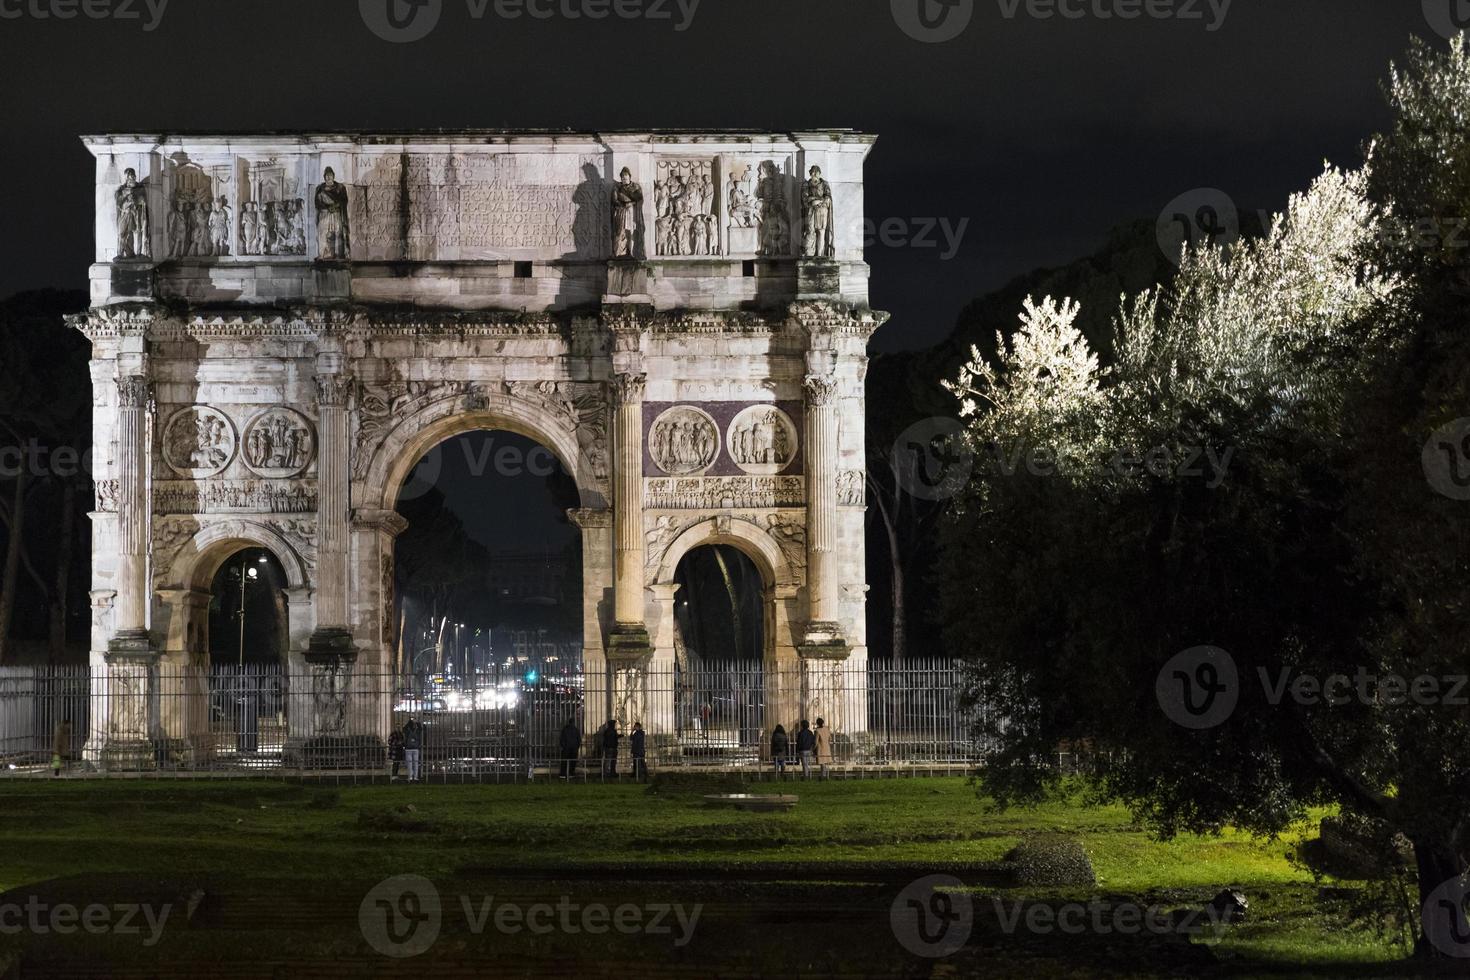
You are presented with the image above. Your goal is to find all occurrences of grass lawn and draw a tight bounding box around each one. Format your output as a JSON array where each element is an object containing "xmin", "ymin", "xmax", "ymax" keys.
[{"xmin": 0, "ymin": 776, "xmax": 1439, "ymax": 978}]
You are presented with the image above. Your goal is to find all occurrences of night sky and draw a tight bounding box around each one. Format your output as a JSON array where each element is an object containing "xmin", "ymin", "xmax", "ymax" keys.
[{"xmin": 0, "ymin": 1, "xmax": 1445, "ymax": 351}]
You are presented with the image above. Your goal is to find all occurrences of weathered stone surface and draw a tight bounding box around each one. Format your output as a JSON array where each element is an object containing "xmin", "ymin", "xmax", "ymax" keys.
[{"xmin": 76, "ymin": 130, "xmax": 887, "ymax": 763}]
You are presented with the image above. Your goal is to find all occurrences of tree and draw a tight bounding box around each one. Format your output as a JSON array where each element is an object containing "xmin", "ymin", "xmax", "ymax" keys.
[
  {"xmin": 0, "ymin": 290, "xmax": 90, "ymax": 664},
  {"xmin": 941, "ymin": 36, "xmax": 1470, "ymax": 956}
]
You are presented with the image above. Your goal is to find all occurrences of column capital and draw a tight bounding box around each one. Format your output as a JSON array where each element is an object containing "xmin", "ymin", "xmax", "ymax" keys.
[
  {"xmin": 115, "ymin": 375, "xmax": 153, "ymax": 408},
  {"xmin": 611, "ymin": 372, "xmax": 647, "ymax": 405},
  {"xmin": 567, "ymin": 507, "xmax": 613, "ymax": 529},
  {"xmin": 314, "ymin": 373, "xmax": 353, "ymax": 407},
  {"xmin": 803, "ymin": 373, "xmax": 839, "ymax": 407}
]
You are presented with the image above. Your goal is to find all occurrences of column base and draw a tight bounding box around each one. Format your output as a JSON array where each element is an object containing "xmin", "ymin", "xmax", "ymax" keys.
[
  {"xmin": 606, "ymin": 623, "xmax": 653, "ymax": 663},
  {"xmin": 799, "ymin": 622, "xmax": 849, "ymax": 660},
  {"xmin": 305, "ymin": 627, "xmax": 358, "ymax": 665},
  {"xmin": 105, "ymin": 629, "xmax": 157, "ymax": 663},
  {"xmin": 796, "ymin": 258, "xmax": 841, "ymax": 299}
]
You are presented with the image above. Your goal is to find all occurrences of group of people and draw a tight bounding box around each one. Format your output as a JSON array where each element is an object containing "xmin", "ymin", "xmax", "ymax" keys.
[
  {"xmin": 386, "ymin": 718, "xmax": 424, "ymax": 782},
  {"xmin": 770, "ymin": 718, "xmax": 833, "ymax": 779},
  {"xmin": 559, "ymin": 718, "xmax": 647, "ymax": 781}
]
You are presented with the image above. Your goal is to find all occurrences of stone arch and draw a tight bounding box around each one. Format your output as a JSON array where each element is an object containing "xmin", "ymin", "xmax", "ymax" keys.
[
  {"xmin": 653, "ymin": 517, "xmax": 798, "ymax": 591},
  {"xmin": 161, "ymin": 518, "xmax": 310, "ymax": 593},
  {"xmin": 360, "ymin": 390, "xmax": 608, "ymax": 511}
]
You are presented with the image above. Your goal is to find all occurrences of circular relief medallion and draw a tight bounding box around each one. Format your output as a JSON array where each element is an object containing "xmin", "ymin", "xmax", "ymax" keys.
[
  {"xmin": 161, "ymin": 406, "xmax": 237, "ymax": 478},
  {"xmin": 649, "ymin": 406, "xmax": 720, "ymax": 476},
  {"xmin": 726, "ymin": 405, "xmax": 798, "ymax": 475},
  {"xmin": 241, "ymin": 407, "xmax": 316, "ymax": 478}
]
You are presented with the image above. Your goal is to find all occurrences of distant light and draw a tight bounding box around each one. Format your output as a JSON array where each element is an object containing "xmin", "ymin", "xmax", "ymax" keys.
[
  {"xmin": 257, "ymin": 556, "xmax": 268, "ymax": 564},
  {"xmin": 525, "ymin": 669, "xmax": 540, "ymax": 685}
]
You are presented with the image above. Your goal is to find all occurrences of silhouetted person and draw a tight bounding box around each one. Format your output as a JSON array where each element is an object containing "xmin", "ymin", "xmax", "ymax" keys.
[
  {"xmin": 402, "ymin": 718, "xmax": 423, "ymax": 782},
  {"xmin": 602, "ymin": 719, "xmax": 620, "ymax": 778},
  {"xmin": 771, "ymin": 724, "xmax": 789, "ymax": 778},
  {"xmin": 814, "ymin": 717, "xmax": 833, "ymax": 780},
  {"xmin": 630, "ymin": 721, "xmax": 647, "ymax": 781},
  {"xmin": 388, "ymin": 728, "xmax": 405, "ymax": 780},
  {"xmin": 560, "ymin": 717, "xmax": 582, "ymax": 779},
  {"xmin": 795, "ymin": 719, "xmax": 816, "ymax": 779}
]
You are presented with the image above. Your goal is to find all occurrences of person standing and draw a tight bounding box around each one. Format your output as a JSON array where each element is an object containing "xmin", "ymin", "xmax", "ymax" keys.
[
  {"xmin": 387, "ymin": 728, "xmax": 405, "ymax": 780},
  {"xmin": 402, "ymin": 717, "xmax": 423, "ymax": 783},
  {"xmin": 630, "ymin": 721, "xmax": 647, "ymax": 782},
  {"xmin": 559, "ymin": 717, "xmax": 582, "ymax": 779},
  {"xmin": 814, "ymin": 717, "xmax": 833, "ymax": 780},
  {"xmin": 770, "ymin": 724, "xmax": 789, "ymax": 778},
  {"xmin": 602, "ymin": 719, "xmax": 620, "ymax": 779},
  {"xmin": 51, "ymin": 717, "xmax": 72, "ymax": 777},
  {"xmin": 795, "ymin": 719, "xmax": 816, "ymax": 779}
]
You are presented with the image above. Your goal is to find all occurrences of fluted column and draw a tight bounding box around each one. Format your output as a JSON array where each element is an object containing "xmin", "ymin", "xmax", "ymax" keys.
[
  {"xmin": 108, "ymin": 375, "xmax": 153, "ymax": 654},
  {"xmin": 307, "ymin": 371, "xmax": 355, "ymax": 661},
  {"xmin": 801, "ymin": 370, "xmax": 846, "ymax": 654},
  {"xmin": 608, "ymin": 371, "xmax": 652, "ymax": 658}
]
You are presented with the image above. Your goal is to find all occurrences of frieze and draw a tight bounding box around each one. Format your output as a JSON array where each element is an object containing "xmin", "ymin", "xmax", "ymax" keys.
[
  {"xmin": 837, "ymin": 470, "xmax": 865, "ymax": 507},
  {"xmin": 645, "ymin": 475, "xmax": 803, "ymax": 510},
  {"xmin": 153, "ymin": 480, "xmax": 317, "ymax": 514}
]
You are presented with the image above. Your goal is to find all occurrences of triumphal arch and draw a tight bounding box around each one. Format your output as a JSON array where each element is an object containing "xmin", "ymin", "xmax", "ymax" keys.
[{"xmin": 75, "ymin": 131, "xmax": 885, "ymax": 766}]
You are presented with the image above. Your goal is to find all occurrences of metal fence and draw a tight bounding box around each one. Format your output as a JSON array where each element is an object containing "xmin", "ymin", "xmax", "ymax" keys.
[{"xmin": 0, "ymin": 659, "xmax": 981, "ymax": 781}]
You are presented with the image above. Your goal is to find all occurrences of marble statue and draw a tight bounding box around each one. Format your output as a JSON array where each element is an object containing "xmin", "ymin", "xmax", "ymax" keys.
[
  {"xmin": 115, "ymin": 168, "xmax": 149, "ymax": 259},
  {"xmin": 611, "ymin": 167, "xmax": 643, "ymax": 259},
  {"xmin": 167, "ymin": 200, "xmax": 188, "ymax": 259},
  {"xmin": 210, "ymin": 196, "xmax": 231, "ymax": 256},
  {"xmin": 241, "ymin": 202, "xmax": 260, "ymax": 254},
  {"xmin": 315, "ymin": 168, "xmax": 350, "ymax": 260},
  {"xmin": 802, "ymin": 165, "xmax": 835, "ymax": 259}
]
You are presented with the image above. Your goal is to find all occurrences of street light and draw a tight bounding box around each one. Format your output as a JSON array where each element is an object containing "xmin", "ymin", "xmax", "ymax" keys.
[{"xmin": 235, "ymin": 554, "xmax": 267, "ymax": 667}]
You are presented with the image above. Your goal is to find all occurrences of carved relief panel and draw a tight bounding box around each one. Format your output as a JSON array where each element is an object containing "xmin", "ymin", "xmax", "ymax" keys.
[
  {"xmin": 241, "ymin": 407, "xmax": 316, "ymax": 479},
  {"xmin": 726, "ymin": 406, "xmax": 798, "ymax": 475},
  {"xmin": 649, "ymin": 406, "xmax": 720, "ymax": 476},
  {"xmin": 160, "ymin": 406, "xmax": 237, "ymax": 479},
  {"xmin": 655, "ymin": 159, "xmax": 721, "ymax": 257}
]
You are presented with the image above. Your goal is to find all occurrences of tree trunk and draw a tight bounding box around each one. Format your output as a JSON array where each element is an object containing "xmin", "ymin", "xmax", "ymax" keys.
[
  {"xmin": 884, "ymin": 507, "xmax": 906, "ymax": 665},
  {"xmin": 0, "ymin": 469, "xmax": 29, "ymax": 665},
  {"xmin": 47, "ymin": 480, "xmax": 76, "ymax": 665},
  {"xmin": 1412, "ymin": 836, "xmax": 1467, "ymax": 959}
]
